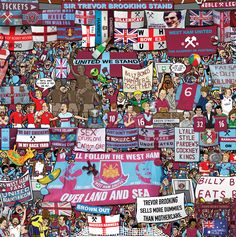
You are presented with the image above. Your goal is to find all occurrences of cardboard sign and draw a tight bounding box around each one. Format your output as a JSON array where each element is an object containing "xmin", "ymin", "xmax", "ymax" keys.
[
  {"xmin": 122, "ymin": 63, "xmax": 153, "ymax": 92},
  {"xmin": 75, "ymin": 128, "xmax": 106, "ymax": 152},
  {"xmin": 196, "ymin": 176, "xmax": 236, "ymax": 202},
  {"xmin": 209, "ymin": 64, "xmax": 236, "ymax": 86},
  {"xmin": 0, "ymin": 172, "xmax": 33, "ymax": 205},
  {"xmin": 165, "ymin": 26, "xmax": 217, "ymax": 57},
  {"xmin": 175, "ymin": 128, "xmax": 200, "ymax": 162},
  {"xmin": 44, "ymin": 150, "xmax": 162, "ymax": 205},
  {"xmin": 136, "ymin": 193, "xmax": 187, "ymax": 223}
]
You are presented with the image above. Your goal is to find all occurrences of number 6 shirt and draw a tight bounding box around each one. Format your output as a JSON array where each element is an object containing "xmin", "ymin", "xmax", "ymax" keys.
[{"xmin": 176, "ymin": 82, "xmax": 201, "ymax": 111}]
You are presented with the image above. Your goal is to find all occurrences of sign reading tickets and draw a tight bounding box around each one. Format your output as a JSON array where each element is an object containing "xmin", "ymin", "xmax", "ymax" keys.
[
  {"xmin": 136, "ymin": 193, "xmax": 187, "ymax": 223},
  {"xmin": 209, "ymin": 64, "xmax": 236, "ymax": 86},
  {"xmin": 175, "ymin": 128, "xmax": 200, "ymax": 162},
  {"xmin": 0, "ymin": 172, "xmax": 32, "ymax": 205},
  {"xmin": 165, "ymin": 26, "xmax": 217, "ymax": 57},
  {"xmin": 122, "ymin": 63, "xmax": 153, "ymax": 93},
  {"xmin": 74, "ymin": 128, "xmax": 106, "ymax": 152},
  {"xmin": 43, "ymin": 150, "xmax": 162, "ymax": 205},
  {"xmin": 196, "ymin": 176, "xmax": 236, "ymax": 202}
]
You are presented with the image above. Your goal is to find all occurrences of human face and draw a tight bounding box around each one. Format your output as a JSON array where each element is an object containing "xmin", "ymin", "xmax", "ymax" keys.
[
  {"xmin": 201, "ymin": 91, "xmax": 207, "ymax": 97},
  {"xmin": 230, "ymin": 113, "xmax": 236, "ymax": 121},
  {"xmin": 12, "ymin": 217, "xmax": 19, "ymax": 226},
  {"xmin": 58, "ymin": 217, "xmax": 65, "ymax": 226},
  {"xmin": 164, "ymin": 12, "xmax": 179, "ymax": 28},
  {"xmin": 159, "ymin": 90, "xmax": 167, "ymax": 100},
  {"xmin": 60, "ymin": 104, "xmax": 67, "ymax": 113},
  {"xmin": 35, "ymin": 90, "xmax": 42, "ymax": 99},
  {"xmin": 16, "ymin": 104, "xmax": 22, "ymax": 112},
  {"xmin": 183, "ymin": 111, "xmax": 190, "ymax": 120},
  {"xmin": 42, "ymin": 103, "xmax": 48, "ymax": 112},
  {"xmin": 127, "ymin": 106, "xmax": 133, "ymax": 114},
  {"xmin": 190, "ymin": 221, "xmax": 196, "ymax": 228},
  {"xmin": 195, "ymin": 108, "xmax": 202, "ymax": 116}
]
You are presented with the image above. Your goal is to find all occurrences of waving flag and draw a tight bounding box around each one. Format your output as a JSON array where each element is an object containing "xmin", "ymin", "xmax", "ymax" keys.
[
  {"xmin": 189, "ymin": 10, "xmax": 213, "ymax": 26},
  {"xmin": 114, "ymin": 11, "xmax": 144, "ymax": 29},
  {"xmin": 203, "ymin": 219, "xmax": 228, "ymax": 236},
  {"xmin": 88, "ymin": 215, "xmax": 120, "ymax": 235},
  {"xmin": 55, "ymin": 58, "xmax": 69, "ymax": 79},
  {"xmin": 82, "ymin": 25, "xmax": 95, "ymax": 47},
  {"xmin": 75, "ymin": 10, "xmax": 95, "ymax": 25},
  {"xmin": 42, "ymin": 202, "xmax": 72, "ymax": 216},
  {"xmin": 114, "ymin": 29, "xmax": 137, "ymax": 44},
  {"xmin": 31, "ymin": 26, "xmax": 57, "ymax": 42}
]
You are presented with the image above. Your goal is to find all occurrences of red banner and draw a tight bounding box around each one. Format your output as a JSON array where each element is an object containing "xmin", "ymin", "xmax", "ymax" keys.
[{"xmin": 165, "ymin": 26, "xmax": 217, "ymax": 57}]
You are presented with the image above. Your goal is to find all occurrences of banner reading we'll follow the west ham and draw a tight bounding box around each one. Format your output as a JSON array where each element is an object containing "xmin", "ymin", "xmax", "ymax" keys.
[{"xmin": 43, "ymin": 150, "xmax": 163, "ymax": 205}]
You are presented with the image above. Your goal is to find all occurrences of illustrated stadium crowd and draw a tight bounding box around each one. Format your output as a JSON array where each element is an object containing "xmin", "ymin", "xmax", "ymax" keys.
[{"xmin": 0, "ymin": 0, "xmax": 235, "ymax": 236}]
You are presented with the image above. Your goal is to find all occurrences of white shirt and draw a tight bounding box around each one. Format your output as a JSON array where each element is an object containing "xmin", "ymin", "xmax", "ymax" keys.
[
  {"xmin": 9, "ymin": 224, "xmax": 21, "ymax": 237},
  {"xmin": 221, "ymin": 96, "xmax": 233, "ymax": 115}
]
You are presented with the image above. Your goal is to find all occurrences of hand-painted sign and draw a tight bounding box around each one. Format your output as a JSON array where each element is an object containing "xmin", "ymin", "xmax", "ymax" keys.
[
  {"xmin": 175, "ymin": 128, "xmax": 200, "ymax": 162},
  {"xmin": 196, "ymin": 176, "xmax": 236, "ymax": 202},
  {"xmin": 122, "ymin": 63, "xmax": 153, "ymax": 92},
  {"xmin": 209, "ymin": 64, "xmax": 236, "ymax": 86},
  {"xmin": 75, "ymin": 203, "xmax": 111, "ymax": 215},
  {"xmin": 166, "ymin": 26, "xmax": 217, "ymax": 57},
  {"xmin": 44, "ymin": 150, "xmax": 162, "ymax": 205},
  {"xmin": 136, "ymin": 193, "xmax": 187, "ymax": 223}
]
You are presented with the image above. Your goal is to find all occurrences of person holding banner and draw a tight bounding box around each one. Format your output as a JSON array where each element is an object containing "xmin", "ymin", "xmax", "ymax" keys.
[{"xmin": 182, "ymin": 218, "xmax": 201, "ymax": 237}]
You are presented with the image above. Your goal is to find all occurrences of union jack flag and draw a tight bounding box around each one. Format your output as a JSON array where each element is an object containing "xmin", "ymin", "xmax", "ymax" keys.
[
  {"xmin": 203, "ymin": 220, "xmax": 215, "ymax": 228},
  {"xmin": 42, "ymin": 202, "xmax": 72, "ymax": 216},
  {"xmin": 114, "ymin": 29, "xmax": 138, "ymax": 44},
  {"xmin": 189, "ymin": 10, "xmax": 213, "ymax": 26},
  {"xmin": 55, "ymin": 58, "xmax": 69, "ymax": 79}
]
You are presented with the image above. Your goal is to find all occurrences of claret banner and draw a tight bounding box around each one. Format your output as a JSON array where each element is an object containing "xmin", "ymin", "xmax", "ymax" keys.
[{"xmin": 43, "ymin": 150, "xmax": 162, "ymax": 205}]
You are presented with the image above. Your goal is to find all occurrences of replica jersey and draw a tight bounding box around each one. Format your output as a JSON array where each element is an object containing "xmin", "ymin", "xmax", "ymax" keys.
[
  {"xmin": 58, "ymin": 112, "xmax": 73, "ymax": 127},
  {"xmin": 176, "ymin": 82, "xmax": 201, "ymax": 111},
  {"xmin": 214, "ymin": 116, "xmax": 228, "ymax": 132},
  {"xmin": 193, "ymin": 116, "xmax": 206, "ymax": 132}
]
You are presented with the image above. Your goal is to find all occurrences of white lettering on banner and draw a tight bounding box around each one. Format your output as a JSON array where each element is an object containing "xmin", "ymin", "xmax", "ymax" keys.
[
  {"xmin": 136, "ymin": 193, "xmax": 187, "ymax": 223},
  {"xmin": 60, "ymin": 189, "xmax": 150, "ymax": 204},
  {"xmin": 174, "ymin": 128, "xmax": 200, "ymax": 162},
  {"xmin": 0, "ymin": 3, "xmax": 38, "ymax": 11},
  {"xmin": 196, "ymin": 177, "xmax": 236, "ymax": 201}
]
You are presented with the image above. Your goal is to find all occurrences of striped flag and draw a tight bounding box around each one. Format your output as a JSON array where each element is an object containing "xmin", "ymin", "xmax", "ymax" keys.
[
  {"xmin": 114, "ymin": 11, "xmax": 144, "ymax": 29},
  {"xmin": 82, "ymin": 25, "xmax": 95, "ymax": 47},
  {"xmin": 0, "ymin": 26, "xmax": 33, "ymax": 51},
  {"xmin": 114, "ymin": 29, "xmax": 137, "ymax": 44},
  {"xmin": 31, "ymin": 26, "xmax": 57, "ymax": 42},
  {"xmin": 88, "ymin": 215, "xmax": 120, "ymax": 235},
  {"xmin": 0, "ymin": 128, "xmax": 17, "ymax": 150},
  {"xmin": 75, "ymin": 10, "xmax": 95, "ymax": 25}
]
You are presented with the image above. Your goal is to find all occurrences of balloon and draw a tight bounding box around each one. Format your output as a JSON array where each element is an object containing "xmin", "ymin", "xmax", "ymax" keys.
[
  {"xmin": 40, "ymin": 187, "xmax": 49, "ymax": 195},
  {"xmin": 189, "ymin": 54, "xmax": 201, "ymax": 67}
]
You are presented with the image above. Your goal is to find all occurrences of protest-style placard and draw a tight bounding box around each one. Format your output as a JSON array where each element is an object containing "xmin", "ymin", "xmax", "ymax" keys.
[
  {"xmin": 122, "ymin": 63, "xmax": 153, "ymax": 93},
  {"xmin": 74, "ymin": 128, "xmax": 106, "ymax": 152},
  {"xmin": 196, "ymin": 176, "xmax": 236, "ymax": 202},
  {"xmin": 136, "ymin": 193, "xmax": 187, "ymax": 223}
]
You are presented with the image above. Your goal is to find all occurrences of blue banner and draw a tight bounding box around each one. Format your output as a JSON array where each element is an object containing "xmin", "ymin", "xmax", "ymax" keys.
[{"xmin": 75, "ymin": 203, "xmax": 111, "ymax": 215}]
